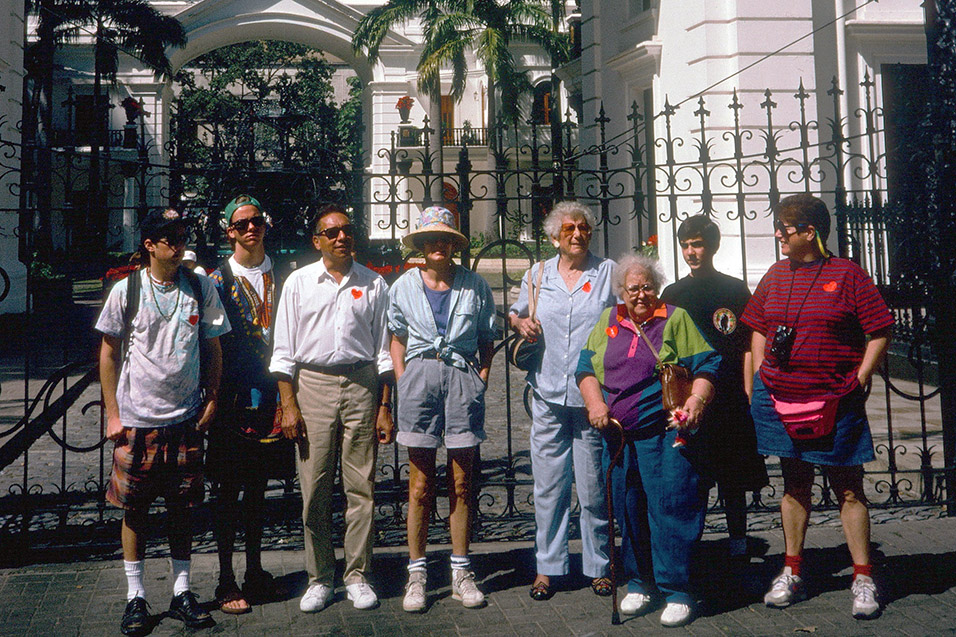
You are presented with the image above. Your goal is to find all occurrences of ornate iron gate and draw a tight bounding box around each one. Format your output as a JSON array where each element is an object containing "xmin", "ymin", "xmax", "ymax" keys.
[{"xmin": 1, "ymin": 73, "xmax": 953, "ymax": 559}]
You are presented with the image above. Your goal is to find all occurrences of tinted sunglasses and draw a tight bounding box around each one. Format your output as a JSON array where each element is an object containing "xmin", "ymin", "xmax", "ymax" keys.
[
  {"xmin": 560, "ymin": 222, "xmax": 592, "ymax": 236},
  {"xmin": 230, "ymin": 216, "xmax": 267, "ymax": 233},
  {"xmin": 773, "ymin": 220, "xmax": 808, "ymax": 235},
  {"xmin": 316, "ymin": 224, "xmax": 354, "ymax": 240}
]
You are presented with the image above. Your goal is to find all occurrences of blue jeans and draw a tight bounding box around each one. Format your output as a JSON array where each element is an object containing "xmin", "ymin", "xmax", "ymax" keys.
[
  {"xmin": 605, "ymin": 427, "xmax": 707, "ymax": 605},
  {"xmin": 530, "ymin": 395, "xmax": 609, "ymax": 578}
]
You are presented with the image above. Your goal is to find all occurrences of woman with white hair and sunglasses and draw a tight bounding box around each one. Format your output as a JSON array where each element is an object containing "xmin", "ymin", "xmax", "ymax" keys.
[{"xmin": 509, "ymin": 201, "xmax": 618, "ymax": 601}]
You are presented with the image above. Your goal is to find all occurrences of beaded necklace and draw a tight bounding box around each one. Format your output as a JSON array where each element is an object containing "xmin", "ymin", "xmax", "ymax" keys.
[{"xmin": 147, "ymin": 267, "xmax": 180, "ymax": 322}]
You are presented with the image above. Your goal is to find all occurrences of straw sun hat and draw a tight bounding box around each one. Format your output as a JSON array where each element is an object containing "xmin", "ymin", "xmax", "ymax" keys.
[{"xmin": 402, "ymin": 206, "xmax": 469, "ymax": 252}]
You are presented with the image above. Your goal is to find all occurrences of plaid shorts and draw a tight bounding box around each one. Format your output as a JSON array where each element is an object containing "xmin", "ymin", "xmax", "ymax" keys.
[{"xmin": 106, "ymin": 419, "xmax": 205, "ymax": 510}]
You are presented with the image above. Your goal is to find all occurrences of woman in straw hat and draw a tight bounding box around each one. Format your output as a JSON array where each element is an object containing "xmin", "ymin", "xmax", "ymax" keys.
[{"xmin": 388, "ymin": 207, "xmax": 497, "ymax": 613}]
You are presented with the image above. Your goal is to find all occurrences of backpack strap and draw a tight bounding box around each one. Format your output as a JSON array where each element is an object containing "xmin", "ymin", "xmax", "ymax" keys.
[
  {"xmin": 120, "ymin": 268, "xmax": 141, "ymax": 360},
  {"xmin": 179, "ymin": 266, "xmax": 205, "ymax": 337}
]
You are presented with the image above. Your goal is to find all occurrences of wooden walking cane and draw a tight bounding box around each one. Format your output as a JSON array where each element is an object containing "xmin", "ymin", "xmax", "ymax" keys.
[{"xmin": 604, "ymin": 417, "xmax": 628, "ymax": 625}]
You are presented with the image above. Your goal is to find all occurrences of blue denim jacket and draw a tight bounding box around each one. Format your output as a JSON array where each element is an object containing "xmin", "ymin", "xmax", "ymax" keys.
[
  {"xmin": 388, "ymin": 266, "xmax": 497, "ymax": 369},
  {"xmin": 509, "ymin": 253, "xmax": 617, "ymax": 406}
]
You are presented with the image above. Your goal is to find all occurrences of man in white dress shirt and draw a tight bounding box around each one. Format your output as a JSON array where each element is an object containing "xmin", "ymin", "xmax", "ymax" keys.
[{"xmin": 270, "ymin": 203, "xmax": 394, "ymax": 613}]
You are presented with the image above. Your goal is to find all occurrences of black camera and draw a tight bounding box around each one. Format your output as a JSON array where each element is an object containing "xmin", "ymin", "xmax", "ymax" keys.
[{"xmin": 769, "ymin": 325, "xmax": 796, "ymax": 364}]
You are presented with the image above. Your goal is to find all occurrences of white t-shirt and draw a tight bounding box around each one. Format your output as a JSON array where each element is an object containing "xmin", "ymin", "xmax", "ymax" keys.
[
  {"xmin": 228, "ymin": 254, "xmax": 272, "ymax": 298},
  {"xmin": 95, "ymin": 269, "xmax": 231, "ymax": 428},
  {"xmin": 227, "ymin": 254, "xmax": 274, "ymax": 343}
]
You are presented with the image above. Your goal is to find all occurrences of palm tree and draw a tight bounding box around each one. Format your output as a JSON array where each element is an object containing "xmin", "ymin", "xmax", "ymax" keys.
[
  {"xmin": 353, "ymin": 0, "xmax": 566, "ymax": 134},
  {"xmin": 27, "ymin": 0, "xmax": 186, "ymax": 256}
]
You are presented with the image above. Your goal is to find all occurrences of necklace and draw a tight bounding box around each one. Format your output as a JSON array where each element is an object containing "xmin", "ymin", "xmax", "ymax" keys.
[{"xmin": 146, "ymin": 267, "xmax": 180, "ymax": 321}]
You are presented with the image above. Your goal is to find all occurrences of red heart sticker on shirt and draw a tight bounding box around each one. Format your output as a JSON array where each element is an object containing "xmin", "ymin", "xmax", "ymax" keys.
[
  {"xmin": 351, "ymin": 288, "xmax": 363, "ymax": 299},
  {"xmin": 188, "ymin": 315, "xmax": 199, "ymax": 326},
  {"xmin": 606, "ymin": 325, "xmax": 619, "ymax": 338},
  {"xmin": 823, "ymin": 281, "xmax": 838, "ymax": 292},
  {"xmin": 583, "ymin": 281, "xmax": 592, "ymax": 293}
]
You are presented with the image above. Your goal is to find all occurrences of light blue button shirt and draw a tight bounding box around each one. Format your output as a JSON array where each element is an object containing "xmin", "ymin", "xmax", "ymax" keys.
[
  {"xmin": 388, "ymin": 266, "xmax": 498, "ymax": 369},
  {"xmin": 510, "ymin": 253, "xmax": 617, "ymax": 406}
]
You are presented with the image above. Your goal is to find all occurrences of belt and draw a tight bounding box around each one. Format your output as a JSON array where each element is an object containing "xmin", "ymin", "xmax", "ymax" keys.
[
  {"xmin": 415, "ymin": 349, "xmax": 442, "ymax": 360},
  {"xmin": 298, "ymin": 360, "xmax": 374, "ymax": 376}
]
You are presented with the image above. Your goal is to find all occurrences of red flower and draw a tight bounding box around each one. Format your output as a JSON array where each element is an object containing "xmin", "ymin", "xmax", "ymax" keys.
[
  {"xmin": 396, "ymin": 96, "xmax": 414, "ymax": 110},
  {"xmin": 646, "ymin": 234, "xmax": 658, "ymax": 247}
]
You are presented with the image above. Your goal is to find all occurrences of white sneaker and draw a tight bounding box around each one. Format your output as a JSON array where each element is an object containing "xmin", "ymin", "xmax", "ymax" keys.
[
  {"xmin": 619, "ymin": 592, "xmax": 653, "ymax": 616},
  {"xmin": 660, "ymin": 602, "xmax": 694, "ymax": 627},
  {"xmin": 764, "ymin": 571, "xmax": 806, "ymax": 608},
  {"xmin": 346, "ymin": 582, "xmax": 379, "ymax": 610},
  {"xmin": 299, "ymin": 583, "xmax": 332, "ymax": 612},
  {"xmin": 451, "ymin": 569, "xmax": 486, "ymax": 608},
  {"xmin": 851, "ymin": 575, "xmax": 880, "ymax": 619},
  {"xmin": 403, "ymin": 571, "xmax": 427, "ymax": 613}
]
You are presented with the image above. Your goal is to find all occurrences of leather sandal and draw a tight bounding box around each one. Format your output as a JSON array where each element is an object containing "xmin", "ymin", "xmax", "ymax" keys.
[
  {"xmin": 591, "ymin": 576, "xmax": 613, "ymax": 597},
  {"xmin": 529, "ymin": 579, "xmax": 553, "ymax": 601},
  {"xmin": 216, "ymin": 580, "xmax": 251, "ymax": 615}
]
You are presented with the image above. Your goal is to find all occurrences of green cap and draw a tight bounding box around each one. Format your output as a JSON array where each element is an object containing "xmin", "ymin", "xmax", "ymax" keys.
[{"xmin": 223, "ymin": 195, "xmax": 262, "ymax": 227}]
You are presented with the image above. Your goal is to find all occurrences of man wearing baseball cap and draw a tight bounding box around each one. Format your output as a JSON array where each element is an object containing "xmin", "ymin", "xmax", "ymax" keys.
[{"xmin": 96, "ymin": 208, "xmax": 231, "ymax": 634}]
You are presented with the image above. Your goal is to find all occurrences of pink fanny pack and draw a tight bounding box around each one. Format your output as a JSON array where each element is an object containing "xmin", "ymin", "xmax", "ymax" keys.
[{"xmin": 771, "ymin": 395, "xmax": 840, "ymax": 440}]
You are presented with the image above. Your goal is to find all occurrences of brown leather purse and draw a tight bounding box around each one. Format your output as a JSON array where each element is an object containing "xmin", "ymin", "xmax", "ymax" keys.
[{"xmin": 633, "ymin": 320, "xmax": 692, "ymax": 411}]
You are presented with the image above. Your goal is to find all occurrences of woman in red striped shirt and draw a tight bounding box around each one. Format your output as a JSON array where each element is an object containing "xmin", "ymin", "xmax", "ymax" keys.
[{"xmin": 740, "ymin": 194, "xmax": 892, "ymax": 620}]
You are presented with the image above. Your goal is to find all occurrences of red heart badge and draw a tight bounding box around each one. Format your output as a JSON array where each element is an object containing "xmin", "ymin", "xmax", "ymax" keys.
[
  {"xmin": 188, "ymin": 315, "xmax": 199, "ymax": 326},
  {"xmin": 351, "ymin": 288, "xmax": 363, "ymax": 299},
  {"xmin": 605, "ymin": 325, "xmax": 619, "ymax": 338},
  {"xmin": 582, "ymin": 281, "xmax": 592, "ymax": 293},
  {"xmin": 823, "ymin": 281, "xmax": 838, "ymax": 292}
]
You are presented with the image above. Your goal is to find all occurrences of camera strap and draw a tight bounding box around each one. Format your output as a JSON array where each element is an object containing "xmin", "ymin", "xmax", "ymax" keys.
[{"xmin": 783, "ymin": 258, "xmax": 826, "ymax": 327}]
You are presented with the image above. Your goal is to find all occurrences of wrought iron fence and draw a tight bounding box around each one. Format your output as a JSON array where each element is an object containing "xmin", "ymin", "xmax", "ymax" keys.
[{"xmin": 1, "ymin": 74, "xmax": 952, "ymax": 558}]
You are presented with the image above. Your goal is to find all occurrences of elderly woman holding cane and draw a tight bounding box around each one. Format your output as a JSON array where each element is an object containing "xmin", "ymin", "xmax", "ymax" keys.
[
  {"xmin": 508, "ymin": 201, "xmax": 617, "ymax": 600},
  {"xmin": 576, "ymin": 254, "xmax": 720, "ymax": 627},
  {"xmin": 389, "ymin": 207, "xmax": 497, "ymax": 613},
  {"xmin": 740, "ymin": 194, "xmax": 892, "ymax": 619}
]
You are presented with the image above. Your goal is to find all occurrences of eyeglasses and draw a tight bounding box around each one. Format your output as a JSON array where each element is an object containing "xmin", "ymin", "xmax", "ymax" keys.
[
  {"xmin": 230, "ymin": 216, "xmax": 266, "ymax": 233},
  {"xmin": 316, "ymin": 224, "xmax": 354, "ymax": 240},
  {"xmin": 158, "ymin": 232, "xmax": 187, "ymax": 247},
  {"xmin": 773, "ymin": 220, "xmax": 808, "ymax": 236},
  {"xmin": 560, "ymin": 223, "xmax": 592, "ymax": 236},
  {"xmin": 624, "ymin": 284, "xmax": 656, "ymax": 296}
]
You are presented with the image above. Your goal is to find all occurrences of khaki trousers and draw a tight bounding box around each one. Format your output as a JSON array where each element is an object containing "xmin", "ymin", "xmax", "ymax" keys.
[{"xmin": 295, "ymin": 365, "xmax": 378, "ymax": 586}]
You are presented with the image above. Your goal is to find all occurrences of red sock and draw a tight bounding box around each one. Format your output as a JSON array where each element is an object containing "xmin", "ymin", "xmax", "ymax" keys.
[
  {"xmin": 784, "ymin": 554, "xmax": 802, "ymax": 576},
  {"xmin": 853, "ymin": 564, "xmax": 873, "ymax": 578}
]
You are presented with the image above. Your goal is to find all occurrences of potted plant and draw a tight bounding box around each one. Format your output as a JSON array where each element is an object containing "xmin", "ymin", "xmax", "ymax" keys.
[{"xmin": 396, "ymin": 96, "xmax": 414, "ymax": 123}]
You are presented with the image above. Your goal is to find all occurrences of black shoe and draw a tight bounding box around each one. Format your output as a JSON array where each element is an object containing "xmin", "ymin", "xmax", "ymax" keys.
[
  {"xmin": 169, "ymin": 590, "xmax": 215, "ymax": 629},
  {"xmin": 120, "ymin": 597, "xmax": 150, "ymax": 636}
]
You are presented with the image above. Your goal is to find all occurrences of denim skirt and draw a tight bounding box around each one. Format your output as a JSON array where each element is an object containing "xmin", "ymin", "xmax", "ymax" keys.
[{"xmin": 750, "ymin": 373, "xmax": 875, "ymax": 467}]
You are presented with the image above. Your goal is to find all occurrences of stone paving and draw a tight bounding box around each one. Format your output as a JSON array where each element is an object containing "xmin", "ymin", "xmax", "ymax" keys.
[{"xmin": 1, "ymin": 516, "xmax": 955, "ymax": 636}]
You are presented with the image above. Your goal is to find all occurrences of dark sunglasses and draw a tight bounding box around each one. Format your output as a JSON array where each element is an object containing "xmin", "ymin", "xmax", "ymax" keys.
[
  {"xmin": 316, "ymin": 224, "xmax": 354, "ymax": 240},
  {"xmin": 773, "ymin": 220, "xmax": 808, "ymax": 235},
  {"xmin": 158, "ymin": 232, "xmax": 188, "ymax": 247},
  {"xmin": 230, "ymin": 216, "xmax": 267, "ymax": 233}
]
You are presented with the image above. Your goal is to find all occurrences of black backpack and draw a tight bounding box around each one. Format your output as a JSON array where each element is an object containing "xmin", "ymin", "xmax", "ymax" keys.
[{"xmin": 120, "ymin": 266, "xmax": 205, "ymax": 357}]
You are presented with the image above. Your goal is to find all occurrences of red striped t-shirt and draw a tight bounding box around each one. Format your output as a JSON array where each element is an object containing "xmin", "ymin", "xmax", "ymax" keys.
[{"xmin": 740, "ymin": 257, "xmax": 894, "ymax": 401}]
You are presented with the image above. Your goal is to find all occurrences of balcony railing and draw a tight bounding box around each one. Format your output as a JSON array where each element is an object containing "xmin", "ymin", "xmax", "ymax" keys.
[{"xmin": 51, "ymin": 128, "xmax": 126, "ymax": 149}]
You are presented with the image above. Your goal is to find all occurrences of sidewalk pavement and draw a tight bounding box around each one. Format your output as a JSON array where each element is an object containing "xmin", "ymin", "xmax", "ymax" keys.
[{"xmin": 1, "ymin": 516, "xmax": 954, "ymax": 636}]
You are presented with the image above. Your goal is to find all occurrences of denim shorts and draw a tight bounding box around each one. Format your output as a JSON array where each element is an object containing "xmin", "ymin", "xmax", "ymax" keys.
[
  {"xmin": 750, "ymin": 374, "xmax": 875, "ymax": 467},
  {"xmin": 396, "ymin": 357, "xmax": 486, "ymax": 449}
]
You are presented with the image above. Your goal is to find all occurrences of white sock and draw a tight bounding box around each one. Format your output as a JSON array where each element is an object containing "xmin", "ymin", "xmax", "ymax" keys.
[
  {"xmin": 450, "ymin": 554, "xmax": 471, "ymax": 572},
  {"xmin": 407, "ymin": 557, "xmax": 427, "ymax": 574},
  {"xmin": 124, "ymin": 560, "xmax": 146, "ymax": 601},
  {"xmin": 171, "ymin": 558, "xmax": 191, "ymax": 596}
]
